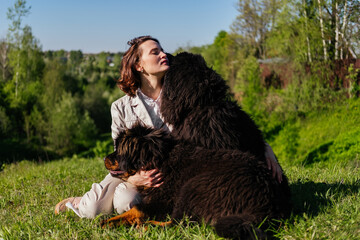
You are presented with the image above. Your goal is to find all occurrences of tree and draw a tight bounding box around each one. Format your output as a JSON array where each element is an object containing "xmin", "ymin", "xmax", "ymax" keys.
[
  {"xmin": 69, "ymin": 50, "xmax": 83, "ymax": 75},
  {"xmin": 2, "ymin": 1, "xmax": 45, "ymax": 144},
  {"xmin": 316, "ymin": 0, "xmax": 359, "ymax": 60},
  {"xmin": 235, "ymin": 56, "xmax": 263, "ymax": 112},
  {"xmin": 233, "ymin": 0, "xmax": 359, "ymax": 63},
  {"xmin": 265, "ymin": 0, "xmax": 324, "ymax": 63},
  {"xmin": 82, "ymin": 81, "xmax": 112, "ymax": 133},
  {"xmin": 202, "ymin": 31, "xmax": 246, "ymax": 89},
  {"xmin": 96, "ymin": 52, "xmax": 109, "ymax": 70},
  {"xmin": 232, "ymin": 0, "xmax": 282, "ymax": 59},
  {"xmin": 6, "ymin": 0, "xmax": 31, "ymax": 99},
  {"xmin": 112, "ymin": 52, "xmax": 123, "ymax": 68},
  {"xmin": 5, "ymin": 25, "xmax": 44, "ymax": 109},
  {"xmin": 317, "ymin": 0, "xmax": 328, "ymax": 60},
  {"xmin": 0, "ymin": 40, "xmax": 10, "ymax": 82},
  {"xmin": 5, "ymin": 0, "xmax": 44, "ymax": 108}
]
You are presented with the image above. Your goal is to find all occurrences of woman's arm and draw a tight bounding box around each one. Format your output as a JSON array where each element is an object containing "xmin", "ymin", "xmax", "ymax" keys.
[{"xmin": 265, "ymin": 143, "xmax": 283, "ymax": 183}]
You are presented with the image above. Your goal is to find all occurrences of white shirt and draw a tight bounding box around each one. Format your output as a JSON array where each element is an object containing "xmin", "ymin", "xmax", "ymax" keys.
[{"xmin": 137, "ymin": 88, "xmax": 169, "ymax": 131}]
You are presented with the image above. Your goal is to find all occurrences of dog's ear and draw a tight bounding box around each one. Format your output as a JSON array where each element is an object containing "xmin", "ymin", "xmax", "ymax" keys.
[{"xmin": 104, "ymin": 151, "xmax": 118, "ymax": 171}]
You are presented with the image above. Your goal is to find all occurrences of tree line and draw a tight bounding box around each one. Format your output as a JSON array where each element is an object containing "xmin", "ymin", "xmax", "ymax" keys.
[
  {"xmin": 0, "ymin": 1, "xmax": 125, "ymax": 163},
  {"xmin": 0, "ymin": 0, "xmax": 359, "ymax": 164},
  {"xmin": 179, "ymin": 0, "xmax": 359, "ymax": 138}
]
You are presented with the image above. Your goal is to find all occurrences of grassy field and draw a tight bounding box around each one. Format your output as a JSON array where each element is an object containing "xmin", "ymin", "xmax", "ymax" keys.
[{"xmin": 1, "ymin": 99, "xmax": 359, "ymax": 239}]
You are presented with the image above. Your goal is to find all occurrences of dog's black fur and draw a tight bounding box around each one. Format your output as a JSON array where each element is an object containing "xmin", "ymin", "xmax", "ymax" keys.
[
  {"xmin": 104, "ymin": 123, "xmax": 292, "ymax": 239},
  {"xmin": 162, "ymin": 52, "xmax": 266, "ymax": 159}
]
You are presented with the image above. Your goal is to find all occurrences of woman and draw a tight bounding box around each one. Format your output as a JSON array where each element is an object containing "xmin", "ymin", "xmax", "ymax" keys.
[{"xmin": 55, "ymin": 36, "xmax": 282, "ymax": 218}]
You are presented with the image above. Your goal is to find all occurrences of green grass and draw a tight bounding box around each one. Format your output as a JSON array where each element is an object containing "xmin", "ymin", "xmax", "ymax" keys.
[
  {"xmin": 0, "ymin": 157, "xmax": 221, "ymax": 239},
  {"xmin": 270, "ymin": 99, "xmax": 360, "ymax": 167},
  {"xmin": 1, "ymin": 99, "xmax": 359, "ymax": 239}
]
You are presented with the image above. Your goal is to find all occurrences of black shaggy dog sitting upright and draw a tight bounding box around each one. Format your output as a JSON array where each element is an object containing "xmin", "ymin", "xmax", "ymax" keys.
[
  {"xmin": 102, "ymin": 123, "xmax": 292, "ymax": 239},
  {"xmin": 162, "ymin": 51, "xmax": 291, "ymax": 210},
  {"xmin": 161, "ymin": 52, "xmax": 266, "ymax": 157}
]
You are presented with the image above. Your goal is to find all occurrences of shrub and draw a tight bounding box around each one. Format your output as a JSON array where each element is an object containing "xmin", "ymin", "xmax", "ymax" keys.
[{"xmin": 46, "ymin": 92, "xmax": 97, "ymax": 155}]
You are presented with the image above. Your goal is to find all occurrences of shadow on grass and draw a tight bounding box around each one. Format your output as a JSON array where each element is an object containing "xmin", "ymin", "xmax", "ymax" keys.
[
  {"xmin": 302, "ymin": 141, "xmax": 334, "ymax": 166},
  {"xmin": 289, "ymin": 179, "xmax": 360, "ymax": 217},
  {"xmin": 0, "ymin": 133, "xmax": 113, "ymax": 171},
  {"xmin": 0, "ymin": 138, "xmax": 58, "ymax": 169}
]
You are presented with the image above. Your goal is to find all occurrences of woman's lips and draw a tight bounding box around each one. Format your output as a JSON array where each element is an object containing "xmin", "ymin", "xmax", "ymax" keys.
[{"xmin": 161, "ymin": 60, "xmax": 169, "ymax": 65}]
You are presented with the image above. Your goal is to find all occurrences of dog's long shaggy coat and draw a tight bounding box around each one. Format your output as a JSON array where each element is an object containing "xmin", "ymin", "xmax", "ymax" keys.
[
  {"xmin": 104, "ymin": 124, "xmax": 292, "ymax": 239},
  {"xmin": 161, "ymin": 52, "xmax": 265, "ymax": 159}
]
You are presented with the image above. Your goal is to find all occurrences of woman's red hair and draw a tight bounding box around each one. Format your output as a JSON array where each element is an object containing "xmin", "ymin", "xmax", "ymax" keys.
[{"xmin": 117, "ymin": 36, "xmax": 160, "ymax": 96}]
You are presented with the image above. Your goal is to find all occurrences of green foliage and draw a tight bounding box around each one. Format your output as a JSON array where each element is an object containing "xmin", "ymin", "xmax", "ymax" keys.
[
  {"xmin": 5, "ymin": 29, "xmax": 44, "ymax": 110},
  {"xmin": 177, "ymin": 31, "xmax": 245, "ymax": 89},
  {"xmin": 206, "ymin": 31, "xmax": 232, "ymax": 82},
  {"xmin": 347, "ymin": 63, "xmax": 360, "ymax": 98},
  {"xmin": 96, "ymin": 52, "xmax": 110, "ymax": 70},
  {"xmin": 265, "ymin": 0, "xmax": 324, "ymax": 62},
  {"xmin": 6, "ymin": 0, "xmax": 30, "ymax": 43},
  {"xmin": 0, "ymin": 106, "xmax": 11, "ymax": 136},
  {"xmin": 0, "ymin": 0, "xmax": 126, "ymax": 161},
  {"xmin": 46, "ymin": 92, "xmax": 97, "ymax": 155},
  {"xmin": 235, "ymin": 56, "xmax": 262, "ymax": 102},
  {"xmin": 91, "ymin": 138, "xmax": 114, "ymax": 158},
  {"xmin": 274, "ymin": 123, "xmax": 300, "ymax": 162},
  {"xmin": 233, "ymin": 56, "xmax": 268, "ymax": 129},
  {"xmin": 41, "ymin": 59, "xmax": 66, "ymax": 107},
  {"xmin": 270, "ymin": 98, "xmax": 360, "ymax": 167},
  {"xmin": 83, "ymin": 81, "xmax": 112, "ymax": 133},
  {"xmin": 232, "ymin": 0, "xmax": 281, "ymax": 59}
]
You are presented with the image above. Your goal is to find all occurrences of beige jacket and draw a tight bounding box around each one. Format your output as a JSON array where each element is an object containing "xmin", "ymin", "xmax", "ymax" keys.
[{"xmin": 110, "ymin": 91, "xmax": 171, "ymax": 142}]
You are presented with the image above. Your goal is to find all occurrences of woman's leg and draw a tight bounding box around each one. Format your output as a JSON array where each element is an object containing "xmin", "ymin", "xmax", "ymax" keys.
[
  {"xmin": 78, "ymin": 173, "xmax": 125, "ymax": 218},
  {"xmin": 113, "ymin": 181, "xmax": 141, "ymax": 214},
  {"xmin": 56, "ymin": 173, "xmax": 141, "ymax": 219}
]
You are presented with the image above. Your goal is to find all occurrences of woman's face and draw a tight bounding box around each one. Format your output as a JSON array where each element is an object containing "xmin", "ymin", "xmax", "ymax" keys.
[{"xmin": 137, "ymin": 40, "xmax": 169, "ymax": 79}]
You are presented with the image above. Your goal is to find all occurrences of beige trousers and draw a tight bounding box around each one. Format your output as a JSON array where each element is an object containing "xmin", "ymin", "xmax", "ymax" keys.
[{"xmin": 77, "ymin": 173, "xmax": 141, "ymax": 219}]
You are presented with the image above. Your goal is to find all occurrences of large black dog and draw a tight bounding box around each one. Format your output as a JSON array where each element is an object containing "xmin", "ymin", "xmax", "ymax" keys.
[
  {"xmin": 161, "ymin": 51, "xmax": 291, "ymax": 218},
  {"xmin": 102, "ymin": 123, "xmax": 292, "ymax": 239}
]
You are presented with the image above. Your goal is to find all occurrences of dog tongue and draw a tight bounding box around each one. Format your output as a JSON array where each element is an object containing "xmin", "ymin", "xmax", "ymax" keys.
[{"xmin": 110, "ymin": 170, "xmax": 125, "ymax": 176}]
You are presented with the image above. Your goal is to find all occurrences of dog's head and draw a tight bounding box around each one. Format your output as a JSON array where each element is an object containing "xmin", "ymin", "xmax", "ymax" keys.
[
  {"xmin": 104, "ymin": 123, "xmax": 173, "ymax": 178},
  {"xmin": 161, "ymin": 52, "xmax": 230, "ymax": 125}
]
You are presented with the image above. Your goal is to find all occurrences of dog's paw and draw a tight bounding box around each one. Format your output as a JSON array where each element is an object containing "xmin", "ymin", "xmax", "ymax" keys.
[
  {"xmin": 100, "ymin": 218, "xmax": 120, "ymax": 229},
  {"xmin": 100, "ymin": 207, "xmax": 146, "ymax": 228}
]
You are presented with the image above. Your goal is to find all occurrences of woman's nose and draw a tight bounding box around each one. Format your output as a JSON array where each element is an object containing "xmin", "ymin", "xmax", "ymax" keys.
[{"xmin": 160, "ymin": 51, "xmax": 167, "ymax": 58}]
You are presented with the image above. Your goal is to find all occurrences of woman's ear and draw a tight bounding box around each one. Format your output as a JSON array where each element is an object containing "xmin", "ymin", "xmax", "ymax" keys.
[{"xmin": 135, "ymin": 63, "xmax": 143, "ymax": 72}]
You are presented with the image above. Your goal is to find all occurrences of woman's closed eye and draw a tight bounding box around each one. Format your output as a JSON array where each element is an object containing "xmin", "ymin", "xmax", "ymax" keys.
[{"xmin": 151, "ymin": 50, "xmax": 160, "ymax": 55}]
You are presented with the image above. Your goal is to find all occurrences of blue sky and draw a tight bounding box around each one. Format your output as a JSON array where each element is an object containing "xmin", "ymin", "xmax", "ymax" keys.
[{"xmin": 0, "ymin": 0, "xmax": 238, "ymax": 53}]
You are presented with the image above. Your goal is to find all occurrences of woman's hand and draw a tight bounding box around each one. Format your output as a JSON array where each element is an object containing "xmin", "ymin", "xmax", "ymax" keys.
[
  {"xmin": 265, "ymin": 143, "xmax": 283, "ymax": 183},
  {"xmin": 127, "ymin": 169, "xmax": 163, "ymax": 188}
]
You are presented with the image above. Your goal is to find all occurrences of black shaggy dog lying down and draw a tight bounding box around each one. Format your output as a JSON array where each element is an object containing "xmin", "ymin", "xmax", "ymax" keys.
[{"xmin": 102, "ymin": 123, "xmax": 292, "ymax": 240}]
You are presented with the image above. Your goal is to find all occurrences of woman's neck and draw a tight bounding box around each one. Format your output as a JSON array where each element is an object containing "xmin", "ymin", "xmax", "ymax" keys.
[{"xmin": 140, "ymin": 76, "xmax": 162, "ymax": 100}]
